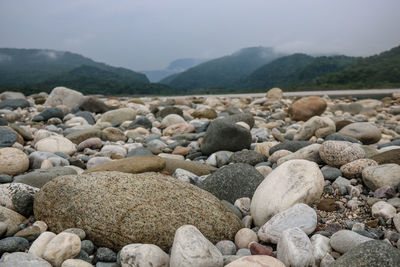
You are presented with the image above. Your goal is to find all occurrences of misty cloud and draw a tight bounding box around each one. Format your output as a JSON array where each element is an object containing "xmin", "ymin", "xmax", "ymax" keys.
[{"xmin": 0, "ymin": 0, "xmax": 399, "ymax": 70}]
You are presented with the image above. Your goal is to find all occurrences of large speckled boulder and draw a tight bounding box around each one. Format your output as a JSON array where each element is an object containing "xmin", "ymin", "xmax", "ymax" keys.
[
  {"xmin": 34, "ymin": 171, "xmax": 242, "ymax": 251},
  {"xmin": 319, "ymin": 141, "xmax": 365, "ymax": 167}
]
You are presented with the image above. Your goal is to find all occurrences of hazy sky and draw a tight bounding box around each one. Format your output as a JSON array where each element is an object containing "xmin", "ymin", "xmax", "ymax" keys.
[{"xmin": 1, "ymin": 0, "xmax": 399, "ymax": 71}]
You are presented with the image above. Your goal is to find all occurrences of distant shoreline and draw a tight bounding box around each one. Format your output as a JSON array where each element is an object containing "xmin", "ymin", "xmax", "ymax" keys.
[{"xmin": 170, "ymin": 88, "xmax": 400, "ymax": 99}]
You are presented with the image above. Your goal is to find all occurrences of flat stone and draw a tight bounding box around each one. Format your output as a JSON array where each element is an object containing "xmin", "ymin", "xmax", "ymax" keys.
[
  {"xmin": 330, "ymin": 230, "xmax": 373, "ymax": 254},
  {"xmin": 339, "ymin": 122, "xmax": 381, "ymax": 145},
  {"xmin": 269, "ymin": 141, "xmax": 312, "ymax": 155},
  {"xmin": 0, "ymin": 99, "xmax": 31, "ymax": 110},
  {"xmin": 83, "ymin": 155, "xmax": 165, "ymax": 174},
  {"xmin": 0, "ymin": 237, "xmax": 30, "ymax": 255},
  {"xmin": 258, "ymin": 203, "xmax": 317, "ymax": 244},
  {"xmin": 251, "ymin": 159, "xmax": 324, "ymax": 226},
  {"xmin": 33, "ymin": 171, "xmax": 242, "ymax": 251},
  {"xmin": 371, "ymin": 148, "xmax": 400, "ymax": 165},
  {"xmin": 14, "ymin": 167, "xmax": 77, "ymax": 188},
  {"xmin": 162, "ymin": 158, "xmax": 216, "ymax": 176},
  {"xmin": 0, "ymin": 252, "xmax": 52, "ymax": 267},
  {"xmin": 66, "ymin": 128, "xmax": 104, "ymax": 144}
]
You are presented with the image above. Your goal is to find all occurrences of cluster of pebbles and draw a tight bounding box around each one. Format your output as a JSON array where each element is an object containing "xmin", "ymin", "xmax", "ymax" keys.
[{"xmin": 0, "ymin": 86, "xmax": 400, "ymax": 266}]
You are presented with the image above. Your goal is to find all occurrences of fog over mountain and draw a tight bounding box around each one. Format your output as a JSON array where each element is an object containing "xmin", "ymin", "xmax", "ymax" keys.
[{"xmin": 1, "ymin": 0, "xmax": 399, "ymax": 71}]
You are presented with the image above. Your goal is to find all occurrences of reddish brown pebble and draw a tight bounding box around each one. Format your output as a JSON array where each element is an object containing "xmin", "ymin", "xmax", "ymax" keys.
[{"xmin": 249, "ymin": 242, "xmax": 274, "ymax": 257}]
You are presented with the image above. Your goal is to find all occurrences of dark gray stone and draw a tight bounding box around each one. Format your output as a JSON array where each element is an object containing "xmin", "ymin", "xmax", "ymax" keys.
[
  {"xmin": 269, "ymin": 141, "xmax": 312, "ymax": 155},
  {"xmin": 12, "ymin": 191, "xmax": 34, "ymax": 217},
  {"xmin": 79, "ymin": 96, "xmax": 116, "ymax": 113},
  {"xmin": 221, "ymin": 113, "xmax": 255, "ymax": 129},
  {"xmin": 0, "ymin": 237, "xmax": 29, "ymax": 256},
  {"xmin": 81, "ymin": 240, "xmax": 95, "ymax": 255},
  {"xmin": 0, "ymin": 128, "xmax": 17, "ymax": 148},
  {"xmin": 0, "ymin": 175, "xmax": 12, "ymax": 183},
  {"xmin": 0, "ymin": 99, "xmax": 31, "ymax": 110},
  {"xmin": 156, "ymin": 107, "xmax": 183, "ymax": 118},
  {"xmin": 13, "ymin": 167, "xmax": 77, "ymax": 188},
  {"xmin": 322, "ymin": 167, "xmax": 342, "ymax": 181},
  {"xmin": 331, "ymin": 240, "xmax": 400, "ymax": 267},
  {"xmin": 325, "ymin": 133, "xmax": 361, "ymax": 143},
  {"xmin": 74, "ymin": 249, "xmax": 92, "ymax": 263},
  {"xmin": 127, "ymin": 116, "xmax": 152, "ymax": 129},
  {"xmin": 229, "ymin": 149, "xmax": 267, "ymax": 166},
  {"xmin": 0, "ymin": 116, "xmax": 8, "ymax": 126},
  {"xmin": 32, "ymin": 107, "xmax": 64, "ymax": 122},
  {"xmin": 198, "ymin": 163, "xmax": 264, "ymax": 203},
  {"xmin": 95, "ymin": 247, "xmax": 117, "ymax": 263},
  {"xmin": 75, "ymin": 111, "xmax": 95, "ymax": 125},
  {"xmin": 201, "ymin": 120, "xmax": 252, "ymax": 155}
]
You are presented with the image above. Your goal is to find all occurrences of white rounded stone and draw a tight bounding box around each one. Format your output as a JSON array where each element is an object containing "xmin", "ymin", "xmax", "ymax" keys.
[
  {"xmin": 234, "ymin": 228, "xmax": 258, "ymax": 249},
  {"xmin": 371, "ymin": 201, "xmax": 396, "ymax": 220},
  {"xmin": 251, "ymin": 159, "xmax": 324, "ymax": 227},
  {"xmin": 35, "ymin": 136, "xmax": 76, "ymax": 155}
]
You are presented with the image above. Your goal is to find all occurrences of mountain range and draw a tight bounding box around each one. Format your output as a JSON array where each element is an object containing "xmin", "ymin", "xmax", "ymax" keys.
[{"xmin": 0, "ymin": 44, "xmax": 399, "ymax": 95}]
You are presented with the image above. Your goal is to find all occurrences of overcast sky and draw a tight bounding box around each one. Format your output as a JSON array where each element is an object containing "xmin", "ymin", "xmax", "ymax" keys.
[{"xmin": 1, "ymin": 0, "xmax": 399, "ymax": 71}]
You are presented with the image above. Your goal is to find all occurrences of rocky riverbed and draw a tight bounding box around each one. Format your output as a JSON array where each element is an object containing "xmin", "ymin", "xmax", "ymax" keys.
[{"xmin": 0, "ymin": 86, "xmax": 400, "ymax": 266}]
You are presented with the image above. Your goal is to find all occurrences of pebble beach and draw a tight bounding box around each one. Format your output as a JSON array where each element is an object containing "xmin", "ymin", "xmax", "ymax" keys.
[{"xmin": 0, "ymin": 86, "xmax": 400, "ymax": 266}]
